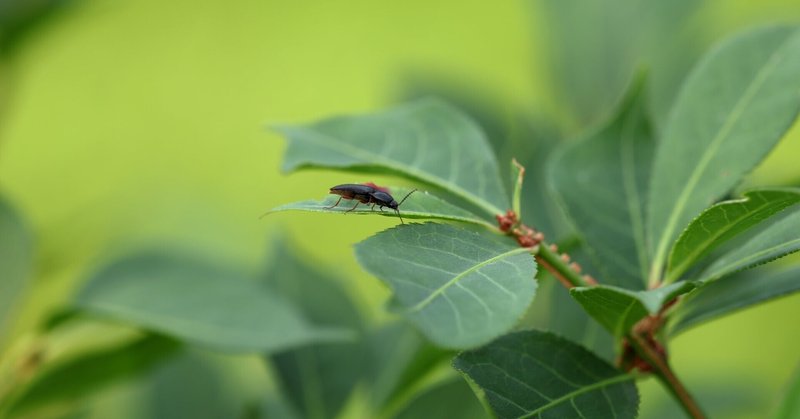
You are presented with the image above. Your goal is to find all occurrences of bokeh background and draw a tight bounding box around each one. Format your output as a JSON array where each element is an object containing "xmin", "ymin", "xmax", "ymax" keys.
[{"xmin": 1, "ymin": 0, "xmax": 800, "ymax": 418}]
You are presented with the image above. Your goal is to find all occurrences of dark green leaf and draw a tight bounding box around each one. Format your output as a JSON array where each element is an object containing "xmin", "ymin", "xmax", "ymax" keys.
[
  {"xmin": 670, "ymin": 266, "xmax": 800, "ymax": 334},
  {"xmin": 392, "ymin": 378, "xmax": 487, "ymax": 419},
  {"xmin": 699, "ymin": 209, "xmax": 800, "ymax": 282},
  {"xmin": 268, "ymin": 186, "xmax": 494, "ymax": 228},
  {"xmin": 5, "ymin": 334, "xmax": 179, "ymax": 416},
  {"xmin": 648, "ymin": 26, "xmax": 800, "ymax": 283},
  {"xmin": 570, "ymin": 282, "xmax": 696, "ymax": 337},
  {"xmin": 76, "ymin": 251, "xmax": 351, "ymax": 353},
  {"xmin": 773, "ymin": 362, "xmax": 800, "ymax": 419},
  {"xmin": 355, "ymin": 223, "xmax": 537, "ymax": 349},
  {"xmin": 264, "ymin": 243, "xmax": 365, "ymax": 419},
  {"xmin": 454, "ymin": 330, "xmax": 639, "ymax": 419},
  {"xmin": 550, "ymin": 75, "xmax": 654, "ymax": 289},
  {"xmin": 0, "ymin": 195, "xmax": 34, "ymax": 338},
  {"xmin": 666, "ymin": 188, "xmax": 800, "ymax": 282},
  {"xmin": 277, "ymin": 98, "xmax": 508, "ymax": 216}
]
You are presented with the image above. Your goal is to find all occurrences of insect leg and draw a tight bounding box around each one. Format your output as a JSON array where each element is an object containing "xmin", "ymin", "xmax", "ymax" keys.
[
  {"xmin": 345, "ymin": 201, "xmax": 360, "ymax": 213},
  {"xmin": 396, "ymin": 209, "xmax": 404, "ymax": 224},
  {"xmin": 370, "ymin": 203, "xmax": 376, "ymax": 211},
  {"xmin": 324, "ymin": 196, "xmax": 343, "ymax": 210}
]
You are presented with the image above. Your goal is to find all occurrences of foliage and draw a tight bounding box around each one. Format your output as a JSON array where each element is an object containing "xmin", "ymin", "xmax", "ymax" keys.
[{"xmin": 1, "ymin": 7, "xmax": 800, "ymax": 419}]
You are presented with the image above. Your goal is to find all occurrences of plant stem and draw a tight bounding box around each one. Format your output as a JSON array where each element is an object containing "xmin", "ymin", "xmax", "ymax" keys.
[
  {"xmin": 533, "ymin": 242, "xmax": 591, "ymax": 288},
  {"xmin": 627, "ymin": 334, "xmax": 706, "ymax": 419}
]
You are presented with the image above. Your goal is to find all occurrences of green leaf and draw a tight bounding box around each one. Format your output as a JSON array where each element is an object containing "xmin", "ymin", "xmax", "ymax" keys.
[
  {"xmin": 143, "ymin": 350, "xmax": 255, "ymax": 419},
  {"xmin": 670, "ymin": 266, "xmax": 800, "ymax": 334},
  {"xmin": 392, "ymin": 378, "xmax": 487, "ymax": 419},
  {"xmin": 648, "ymin": 26, "xmax": 800, "ymax": 283},
  {"xmin": 268, "ymin": 186, "xmax": 494, "ymax": 229},
  {"xmin": 76, "ymin": 251, "xmax": 352, "ymax": 353},
  {"xmin": 277, "ymin": 98, "xmax": 508, "ymax": 216},
  {"xmin": 666, "ymin": 188, "xmax": 800, "ymax": 282},
  {"xmin": 0, "ymin": 195, "xmax": 34, "ymax": 338},
  {"xmin": 365, "ymin": 322, "xmax": 451, "ymax": 413},
  {"xmin": 264, "ymin": 243, "xmax": 366, "ymax": 419},
  {"xmin": 4, "ymin": 334, "xmax": 179, "ymax": 416},
  {"xmin": 453, "ymin": 330, "xmax": 639, "ymax": 419},
  {"xmin": 355, "ymin": 223, "xmax": 537, "ymax": 349},
  {"xmin": 550, "ymin": 75, "xmax": 654, "ymax": 289},
  {"xmin": 570, "ymin": 282, "xmax": 696, "ymax": 337},
  {"xmin": 699, "ymin": 209, "xmax": 800, "ymax": 282},
  {"xmin": 773, "ymin": 362, "xmax": 800, "ymax": 419}
]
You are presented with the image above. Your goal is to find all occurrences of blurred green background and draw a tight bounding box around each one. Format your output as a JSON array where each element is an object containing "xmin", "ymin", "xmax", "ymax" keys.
[{"xmin": 1, "ymin": 0, "xmax": 800, "ymax": 418}]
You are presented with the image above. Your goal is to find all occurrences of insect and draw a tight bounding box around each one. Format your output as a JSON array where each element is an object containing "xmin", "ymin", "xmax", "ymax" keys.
[{"xmin": 325, "ymin": 183, "xmax": 417, "ymax": 224}]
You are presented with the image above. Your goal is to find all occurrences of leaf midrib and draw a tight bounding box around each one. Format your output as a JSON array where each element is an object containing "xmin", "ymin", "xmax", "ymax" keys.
[
  {"xmin": 291, "ymin": 127, "xmax": 505, "ymax": 216},
  {"xmin": 666, "ymin": 193, "xmax": 797, "ymax": 282},
  {"xmin": 517, "ymin": 373, "xmax": 636, "ymax": 419},
  {"xmin": 406, "ymin": 247, "xmax": 531, "ymax": 313},
  {"xmin": 703, "ymin": 237, "xmax": 800, "ymax": 282},
  {"xmin": 649, "ymin": 38, "xmax": 790, "ymax": 283},
  {"xmin": 619, "ymin": 103, "xmax": 649, "ymax": 282}
]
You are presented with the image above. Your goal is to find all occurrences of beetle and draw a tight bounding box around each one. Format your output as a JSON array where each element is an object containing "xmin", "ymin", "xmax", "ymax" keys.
[{"xmin": 325, "ymin": 183, "xmax": 417, "ymax": 224}]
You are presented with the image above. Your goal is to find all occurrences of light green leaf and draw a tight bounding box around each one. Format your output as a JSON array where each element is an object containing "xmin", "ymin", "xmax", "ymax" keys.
[
  {"xmin": 773, "ymin": 361, "xmax": 800, "ymax": 419},
  {"xmin": 570, "ymin": 282, "xmax": 696, "ymax": 337},
  {"xmin": 0, "ymin": 195, "xmax": 34, "ymax": 338},
  {"xmin": 76, "ymin": 251, "xmax": 352, "ymax": 353},
  {"xmin": 355, "ymin": 223, "xmax": 537, "ymax": 349},
  {"xmin": 550, "ymin": 75, "xmax": 654, "ymax": 289},
  {"xmin": 277, "ymin": 98, "xmax": 508, "ymax": 216},
  {"xmin": 648, "ymin": 26, "xmax": 800, "ymax": 284},
  {"xmin": 666, "ymin": 188, "xmax": 800, "ymax": 282},
  {"xmin": 268, "ymin": 186, "xmax": 493, "ymax": 229},
  {"xmin": 453, "ymin": 330, "xmax": 639, "ymax": 419},
  {"xmin": 671, "ymin": 266, "xmax": 800, "ymax": 334},
  {"xmin": 264, "ymin": 243, "xmax": 366, "ymax": 419},
  {"xmin": 699, "ymin": 209, "xmax": 800, "ymax": 282},
  {"xmin": 3, "ymin": 334, "xmax": 179, "ymax": 417}
]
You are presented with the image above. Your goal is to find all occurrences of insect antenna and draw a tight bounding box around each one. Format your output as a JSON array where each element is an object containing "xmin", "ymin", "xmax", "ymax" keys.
[
  {"xmin": 395, "ymin": 189, "xmax": 417, "ymax": 225},
  {"xmin": 398, "ymin": 189, "xmax": 417, "ymax": 205}
]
